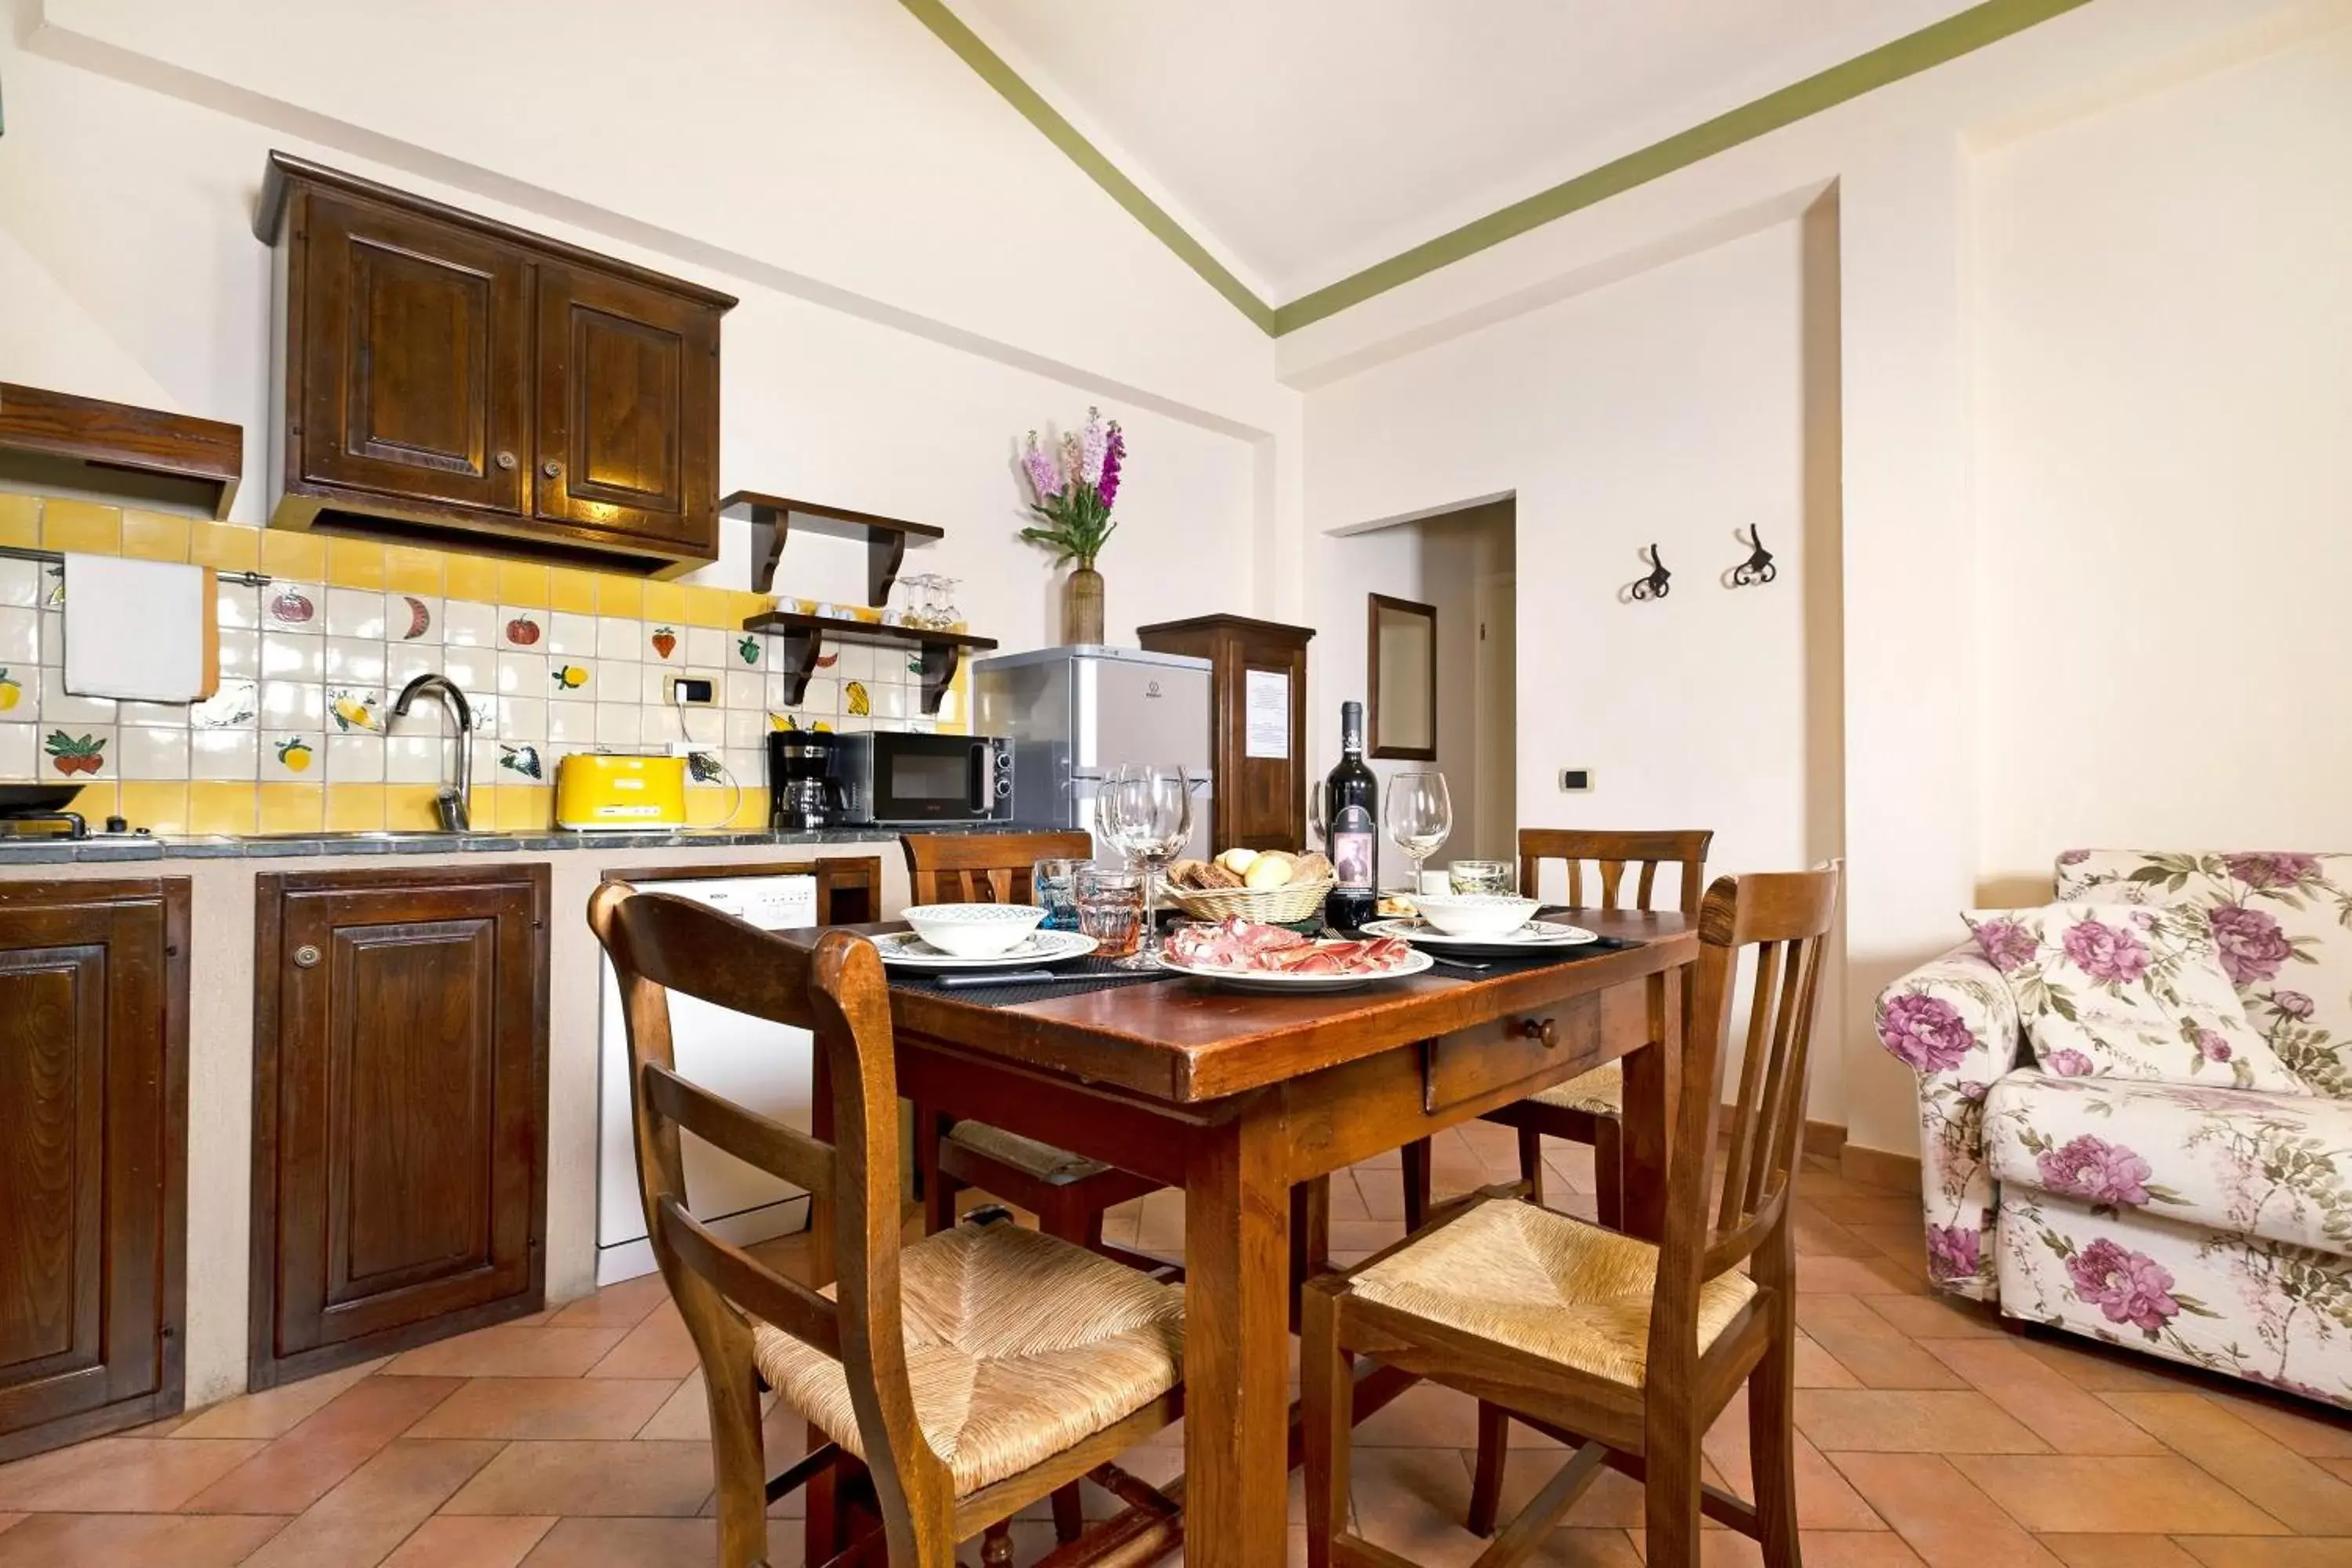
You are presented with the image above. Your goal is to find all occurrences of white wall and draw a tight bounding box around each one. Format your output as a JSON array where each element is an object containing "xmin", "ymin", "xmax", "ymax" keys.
[
  {"xmin": 1973, "ymin": 24, "xmax": 2352, "ymax": 893},
  {"xmin": 1306, "ymin": 212, "xmax": 1850, "ymax": 1119}
]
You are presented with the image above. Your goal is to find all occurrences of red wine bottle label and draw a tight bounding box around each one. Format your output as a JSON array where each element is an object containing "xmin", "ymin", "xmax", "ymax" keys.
[{"xmin": 1332, "ymin": 827, "xmax": 1375, "ymax": 892}]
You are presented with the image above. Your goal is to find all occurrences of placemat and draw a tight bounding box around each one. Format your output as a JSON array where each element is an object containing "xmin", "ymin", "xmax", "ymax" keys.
[{"xmin": 886, "ymin": 955, "xmax": 1179, "ymax": 1007}]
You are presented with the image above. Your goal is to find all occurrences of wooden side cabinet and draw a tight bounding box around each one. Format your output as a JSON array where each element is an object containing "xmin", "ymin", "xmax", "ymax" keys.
[
  {"xmin": 1137, "ymin": 614, "xmax": 1316, "ymax": 852},
  {"xmin": 0, "ymin": 879, "xmax": 189, "ymax": 1464},
  {"xmin": 252, "ymin": 864, "xmax": 550, "ymax": 1388},
  {"xmin": 260, "ymin": 153, "xmax": 735, "ymax": 575}
]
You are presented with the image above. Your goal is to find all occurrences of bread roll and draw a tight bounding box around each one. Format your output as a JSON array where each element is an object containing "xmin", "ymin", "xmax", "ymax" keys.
[
  {"xmin": 1244, "ymin": 855, "xmax": 1294, "ymax": 890},
  {"xmin": 1215, "ymin": 847, "xmax": 1260, "ymax": 877},
  {"xmin": 1167, "ymin": 858, "xmax": 1210, "ymax": 890},
  {"xmin": 1199, "ymin": 863, "xmax": 1245, "ymax": 889},
  {"xmin": 1290, "ymin": 851, "xmax": 1333, "ymax": 884}
]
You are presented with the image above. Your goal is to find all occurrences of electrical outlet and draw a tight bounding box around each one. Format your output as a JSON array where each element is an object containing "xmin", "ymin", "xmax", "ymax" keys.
[
  {"xmin": 1559, "ymin": 768, "xmax": 1592, "ymax": 793},
  {"xmin": 665, "ymin": 676, "xmax": 716, "ymax": 706}
]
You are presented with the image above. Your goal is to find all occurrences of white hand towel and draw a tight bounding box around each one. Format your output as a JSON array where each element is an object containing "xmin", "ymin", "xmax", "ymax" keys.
[{"xmin": 62, "ymin": 552, "xmax": 218, "ymax": 703}]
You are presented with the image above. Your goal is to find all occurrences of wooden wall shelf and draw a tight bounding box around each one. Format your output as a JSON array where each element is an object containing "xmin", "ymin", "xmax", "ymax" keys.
[
  {"xmin": 742, "ymin": 610, "xmax": 995, "ymax": 717},
  {"xmin": 0, "ymin": 383, "xmax": 242, "ymax": 519},
  {"xmin": 723, "ymin": 492, "xmax": 944, "ymax": 603}
]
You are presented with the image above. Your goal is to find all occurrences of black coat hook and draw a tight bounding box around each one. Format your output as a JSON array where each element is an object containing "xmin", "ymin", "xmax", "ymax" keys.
[
  {"xmin": 1630, "ymin": 543, "xmax": 1671, "ymax": 601},
  {"xmin": 1732, "ymin": 526, "xmax": 1777, "ymax": 586}
]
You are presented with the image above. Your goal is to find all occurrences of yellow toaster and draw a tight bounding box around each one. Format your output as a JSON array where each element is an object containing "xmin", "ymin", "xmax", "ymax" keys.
[{"xmin": 554, "ymin": 753, "xmax": 689, "ymax": 831}]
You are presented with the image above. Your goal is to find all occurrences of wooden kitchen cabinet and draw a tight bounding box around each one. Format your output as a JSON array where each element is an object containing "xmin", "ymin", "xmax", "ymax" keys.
[
  {"xmin": 1136, "ymin": 613, "xmax": 1316, "ymax": 851},
  {"xmin": 0, "ymin": 880, "xmax": 188, "ymax": 1464},
  {"xmin": 251, "ymin": 864, "xmax": 550, "ymax": 1388},
  {"xmin": 260, "ymin": 153, "xmax": 735, "ymax": 574}
]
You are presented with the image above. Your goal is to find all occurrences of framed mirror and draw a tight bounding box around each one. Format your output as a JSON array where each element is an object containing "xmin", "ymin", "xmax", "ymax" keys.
[{"xmin": 1367, "ymin": 593, "xmax": 1437, "ymax": 760}]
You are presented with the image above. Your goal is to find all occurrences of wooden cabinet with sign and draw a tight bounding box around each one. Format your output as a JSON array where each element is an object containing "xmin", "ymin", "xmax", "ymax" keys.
[
  {"xmin": 251, "ymin": 864, "xmax": 549, "ymax": 1388},
  {"xmin": 0, "ymin": 880, "xmax": 188, "ymax": 1464},
  {"xmin": 260, "ymin": 153, "xmax": 734, "ymax": 574},
  {"xmin": 1137, "ymin": 614, "xmax": 1315, "ymax": 851}
]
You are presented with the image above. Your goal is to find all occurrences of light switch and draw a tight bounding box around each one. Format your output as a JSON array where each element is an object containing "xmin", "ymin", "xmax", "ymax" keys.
[
  {"xmin": 1559, "ymin": 768, "xmax": 1592, "ymax": 793},
  {"xmin": 666, "ymin": 676, "xmax": 717, "ymax": 706}
]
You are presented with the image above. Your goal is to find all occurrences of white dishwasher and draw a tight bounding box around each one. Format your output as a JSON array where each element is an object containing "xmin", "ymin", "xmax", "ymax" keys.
[{"xmin": 596, "ymin": 873, "xmax": 819, "ymax": 1287}]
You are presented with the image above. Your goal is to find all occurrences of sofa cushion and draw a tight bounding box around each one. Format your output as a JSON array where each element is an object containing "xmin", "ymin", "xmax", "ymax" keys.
[
  {"xmin": 1965, "ymin": 903, "xmax": 2303, "ymax": 1094},
  {"xmin": 1985, "ymin": 1070, "xmax": 2352, "ymax": 1255},
  {"xmin": 2057, "ymin": 851, "xmax": 2352, "ymax": 1098}
]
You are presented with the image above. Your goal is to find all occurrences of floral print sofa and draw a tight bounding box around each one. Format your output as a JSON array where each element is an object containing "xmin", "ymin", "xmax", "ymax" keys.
[{"xmin": 1876, "ymin": 851, "xmax": 2352, "ymax": 1407}]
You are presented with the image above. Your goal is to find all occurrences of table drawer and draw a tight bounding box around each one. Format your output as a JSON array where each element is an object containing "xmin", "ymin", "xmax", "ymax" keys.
[{"xmin": 1422, "ymin": 985, "xmax": 1649, "ymax": 1116}]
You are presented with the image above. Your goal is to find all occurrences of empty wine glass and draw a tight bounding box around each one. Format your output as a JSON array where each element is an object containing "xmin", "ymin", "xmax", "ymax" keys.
[
  {"xmin": 1385, "ymin": 771, "xmax": 1453, "ymax": 894},
  {"xmin": 1099, "ymin": 763, "xmax": 1194, "ymax": 968}
]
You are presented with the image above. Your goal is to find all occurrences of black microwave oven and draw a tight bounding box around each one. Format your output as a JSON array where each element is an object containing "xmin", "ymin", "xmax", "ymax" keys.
[{"xmin": 828, "ymin": 732, "xmax": 1014, "ymax": 825}]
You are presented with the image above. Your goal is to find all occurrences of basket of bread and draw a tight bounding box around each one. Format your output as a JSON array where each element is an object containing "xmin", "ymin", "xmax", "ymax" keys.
[{"xmin": 1164, "ymin": 848, "xmax": 1334, "ymax": 924}]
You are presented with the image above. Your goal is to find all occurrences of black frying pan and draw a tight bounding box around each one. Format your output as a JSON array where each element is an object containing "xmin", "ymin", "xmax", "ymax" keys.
[{"xmin": 0, "ymin": 784, "xmax": 85, "ymax": 818}]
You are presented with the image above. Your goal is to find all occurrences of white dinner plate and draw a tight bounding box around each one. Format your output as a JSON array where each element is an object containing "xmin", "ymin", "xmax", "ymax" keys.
[
  {"xmin": 1360, "ymin": 917, "xmax": 1599, "ymax": 949},
  {"xmin": 1155, "ymin": 946, "xmax": 1435, "ymax": 993},
  {"xmin": 873, "ymin": 928, "xmax": 1098, "ymax": 971}
]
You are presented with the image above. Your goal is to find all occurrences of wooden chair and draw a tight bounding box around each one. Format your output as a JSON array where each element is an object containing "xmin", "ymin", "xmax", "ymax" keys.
[
  {"xmin": 590, "ymin": 882, "xmax": 1188, "ymax": 1568},
  {"xmin": 1305, "ymin": 865, "xmax": 1841, "ymax": 1568},
  {"xmin": 1401, "ymin": 828, "xmax": 1713, "ymax": 1231},
  {"xmin": 900, "ymin": 833, "xmax": 1170, "ymax": 1277}
]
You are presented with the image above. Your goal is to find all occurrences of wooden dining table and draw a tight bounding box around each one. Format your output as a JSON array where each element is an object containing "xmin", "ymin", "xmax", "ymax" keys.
[{"xmin": 782, "ymin": 908, "xmax": 1697, "ymax": 1567}]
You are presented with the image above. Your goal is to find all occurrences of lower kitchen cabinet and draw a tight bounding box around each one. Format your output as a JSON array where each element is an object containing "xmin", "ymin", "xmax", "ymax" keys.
[
  {"xmin": 251, "ymin": 864, "xmax": 549, "ymax": 1387},
  {"xmin": 0, "ymin": 879, "xmax": 189, "ymax": 1463}
]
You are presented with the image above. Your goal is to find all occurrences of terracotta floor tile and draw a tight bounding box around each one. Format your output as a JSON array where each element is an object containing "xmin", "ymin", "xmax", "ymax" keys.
[
  {"xmin": 1700, "ymin": 1391, "xmax": 1885, "ymax": 1531},
  {"xmin": 171, "ymin": 1358, "xmax": 390, "ymax": 1439},
  {"xmin": 1828, "ymin": 1453, "xmax": 2064, "ymax": 1567},
  {"xmin": 517, "ymin": 1516, "xmax": 719, "ymax": 1565},
  {"xmin": 442, "ymin": 1439, "xmax": 715, "ymax": 1517},
  {"xmin": 2205, "ymin": 1396, "xmax": 2352, "ymax": 1459},
  {"xmin": 0, "ymin": 1512, "xmax": 287, "ymax": 1567},
  {"xmin": 379, "ymin": 1514, "xmax": 558, "ymax": 1566},
  {"xmin": 1797, "ymin": 1389, "xmax": 2047, "ymax": 1454},
  {"xmin": 583, "ymin": 1306, "xmax": 699, "ymax": 1381},
  {"xmin": 1795, "ymin": 1334, "xmax": 1865, "ymax": 1388},
  {"xmin": 2176, "ymin": 1542, "xmax": 2352, "ymax": 1566},
  {"xmin": 1352, "ymin": 1381, "xmax": 1487, "ymax": 1447},
  {"xmin": 2017, "ymin": 1337, "xmax": 2201, "ymax": 1395},
  {"xmin": 1798, "ymin": 1533, "xmax": 1929, "ymax": 1566},
  {"xmin": 0, "ymin": 1515, "xmax": 17, "ymax": 1536},
  {"xmin": 1810, "ymin": 1197, "xmax": 1936, "ymax": 1229},
  {"xmin": 0, "ymin": 1436, "xmax": 268, "ymax": 1512},
  {"xmin": 1920, "ymin": 1340, "xmax": 2169, "ymax": 1456},
  {"xmin": 1796, "ymin": 1210, "xmax": 1886, "ymax": 1259},
  {"xmin": 238, "ymin": 1439, "xmax": 505, "ymax": 1568},
  {"xmin": 183, "ymin": 1375, "xmax": 463, "ymax": 1513},
  {"xmin": 383, "ymin": 1323, "xmax": 629, "ymax": 1379},
  {"xmin": 408, "ymin": 1378, "xmax": 678, "ymax": 1441},
  {"xmin": 1859, "ymin": 1294, "xmax": 2006, "ymax": 1340},
  {"xmin": 1950, "ymin": 1456, "xmax": 2288, "ymax": 1535},
  {"xmin": 633, "ymin": 1374, "xmax": 715, "ymax": 1443},
  {"xmin": 545, "ymin": 1273, "xmax": 668, "ymax": 1331},
  {"xmin": 2102, "ymin": 1393, "xmax": 2352, "ymax": 1534},
  {"xmin": 1798, "ymin": 1254, "xmax": 1933, "ymax": 1297},
  {"xmin": 1345, "ymin": 1446, "xmax": 1483, "ymax": 1566},
  {"xmin": 2041, "ymin": 1536, "xmax": 2204, "ymax": 1567}
]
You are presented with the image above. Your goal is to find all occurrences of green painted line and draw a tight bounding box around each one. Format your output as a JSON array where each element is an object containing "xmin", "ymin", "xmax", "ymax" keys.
[
  {"xmin": 896, "ymin": 0, "xmax": 1276, "ymax": 332},
  {"xmin": 907, "ymin": 0, "xmax": 2092, "ymax": 338}
]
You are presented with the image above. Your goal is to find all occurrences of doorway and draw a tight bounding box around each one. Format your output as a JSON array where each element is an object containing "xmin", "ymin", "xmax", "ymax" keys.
[{"xmin": 1474, "ymin": 572, "xmax": 1518, "ymax": 862}]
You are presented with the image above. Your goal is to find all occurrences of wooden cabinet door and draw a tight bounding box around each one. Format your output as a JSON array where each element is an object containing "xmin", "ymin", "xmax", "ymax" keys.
[
  {"xmin": 297, "ymin": 192, "xmax": 530, "ymax": 514},
  {"xmin": 0, "ymin": 880, "xmax": 187, "ymax": 1463},
  {"xmin": 254, "ymin": 866, "xmax": 547, "ymax": 1385},
  {"xmin": 532, "ymin": 262, "xmax": 720, "ymax": 556}
]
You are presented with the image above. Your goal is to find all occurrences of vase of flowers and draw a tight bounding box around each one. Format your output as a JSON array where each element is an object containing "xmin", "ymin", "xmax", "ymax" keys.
[{"xmin": 1019, "ymin": 407, "xmax": 1123, "ymax": 645}]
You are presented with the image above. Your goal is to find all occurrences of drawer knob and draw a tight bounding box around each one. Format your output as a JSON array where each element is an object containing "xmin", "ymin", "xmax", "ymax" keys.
[
  {"xmin": 494, "ymin": 450, "xmax": 517, "ymax": 470},
  {"xmin": 543, "ymin": 459, "xmax": 563, "ymax": 479},
  {"xmin": 292, "ymin": 944, "xmax": 322, "ymax": 970},
  {"xmin": 1519, "ymin": 1015, "xmax": 1560, "ymax": 1049}
]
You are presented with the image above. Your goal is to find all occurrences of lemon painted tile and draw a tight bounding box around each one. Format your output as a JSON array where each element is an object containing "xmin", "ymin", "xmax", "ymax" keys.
[
  {"xmin": 326, "ymin": 688, "xmax": 384, "ymax": 734},
  {"xmin": 121, "ymin": 511, "xmax": 191, "ymax": 562},
  {"xmin": 257, "ymin": 782, "xmax": 324, "ymax": 832},
  {"xmin": 0, "ymin": 494, "xmax": 39, "ymax": 548},
  {"xmin": 187, "ymin": 781, "xmax": 257, "ymax": 835},
  {"xmin": 41, "ymin": 499, "xmax": 123, "ymax": 554},
  {"xmin": 263, "ymin": 732, "xmax": 321, "ymax": 781}
]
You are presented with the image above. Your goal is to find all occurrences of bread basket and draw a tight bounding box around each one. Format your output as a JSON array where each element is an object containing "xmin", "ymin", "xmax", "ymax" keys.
[{"xmin": 1166, "ymin": 878, "xmax": 1334, "ymax": 925}]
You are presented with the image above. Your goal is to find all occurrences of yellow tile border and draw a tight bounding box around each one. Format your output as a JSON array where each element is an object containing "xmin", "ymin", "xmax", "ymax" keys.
[
  {"xmin": 383, "ymin": 545, "xmax": 446, "ymax": 597},
  {"xmin": 187, "ymin": 782, "xmax": 258, "ymax": 836},
  {"xmin": 122, "ymin": 511, "xmax": 192, "ymax": 563},
  {"xmin": 498, "ymin": 560, "xmax": 550, "ymax": 609},
  {"xmin": 257, "ymin": 782, "xmax": 325, "ymax": 833},
  {"xmin": 0, "ymin": 495, "xmax": 38, "ymax": 549},
  {"xmin": 325, "ymin": 536, "xmax": 388, "ymax": 590},
  {"xmin": 548, "ymin": 567, "xmax": 599, "ymax": 615},
  {"xmin": 443, "ymin": 552, "xmax": 502, "ymax": 605},
  {"xmin": 41, "ymin": 499, "xmax": 124, "ymax": 555},
  {"xmin": 190, "ymin": 520, "xmax": 263, "ymax": 573},
  {"xmin": 325, "ymin": 782, "xmax": 387, "ymax": 831},
  {"xmin": 596, "ymin": 575, "xmax": 644, "ymax": 618},
  {"xmin": 260, "ymin": 530, "xmax": 328, "ymax": 580}
]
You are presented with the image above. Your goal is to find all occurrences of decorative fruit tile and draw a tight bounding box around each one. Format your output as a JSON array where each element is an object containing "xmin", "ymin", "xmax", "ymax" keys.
[
  {"xmin": 324, "ymin": 588, "xmax": 387, "ymax": 641},
  {"xmin": 497, "ymin": 607, "xmax": 546, "ymax": 652},
  {"xmin": 390, "ymin": 593, "xmax": 440, "ymax": 644},
  {"xmin": 263, "ymin": 732, "xmax": 320, "ymax": 780},
  {"xmin": 191, "ymin": 679, "xmax": 260, "ymax": 731},
  {"xmin": 0, "ymin": 666, "xmax": 27, "ymax": 717},
  {"xmin": 547, "ymin": 659, "xmax": 594, "ymax": 699},
  {"xmin": 325, "ymin": 688, "xmax": 383, "ymax": 734},
  {"xmin": 497, "ymin": 741, "xmax": 546, "ymax": 782},
  {"xmin": 42, "ymin": 724, "xmax": 113, "ymax": 778},
  {"xmin": 263, "ymin": 581, "xmax": 323, "ymax": 632},
  {"xmin": 646, "ymin": 624, "xmax": 681, "ymax": 662},
  {"xmin": 731, "ymin": 633, "xmax": 764, "ymax": 670}
]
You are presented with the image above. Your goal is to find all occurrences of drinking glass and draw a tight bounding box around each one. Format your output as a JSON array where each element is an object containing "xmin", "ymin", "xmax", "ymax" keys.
[
  {"xmin": 1099, "ymin": 763, "xmax": 1195, "ymax": 968},
  {"xmin": 1075, "ymin": 866, "xmax": 1142, "ymax": 958},
  {"xmin": 1031, "ymin": 857, "xmax": 1086, "ymax": 931},
  {"xmin": 1384, "ymin": 771, "xmax": 1453, "ymax": 894},
  {"xmin": 1449, "ymin": 858, "xmax": 1517, "ymax": 896}
]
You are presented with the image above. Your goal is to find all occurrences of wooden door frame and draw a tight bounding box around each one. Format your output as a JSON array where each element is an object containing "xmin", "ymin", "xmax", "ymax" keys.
[
  {"xmin": 248, "ymin": 862, "xmax": 550, "ymax": 1389},
  {"xmin": 1474, "ymin": 571, "xmax": 1517, "ymax": 861}
]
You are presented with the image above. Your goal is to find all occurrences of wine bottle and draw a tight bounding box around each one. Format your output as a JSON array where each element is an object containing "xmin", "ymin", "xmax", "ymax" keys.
[{"xmin": 1323, "ymin": 700, "xmax": 1378, "ymax": 931}]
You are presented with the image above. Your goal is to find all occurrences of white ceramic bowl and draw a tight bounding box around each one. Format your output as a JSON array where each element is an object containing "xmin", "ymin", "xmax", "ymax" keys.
[
  {"xmin": 1411, "ymin": 893, "xmax": 1541, "ymax": 939},
  {"xmin": 901, "ymin": 902, "xmax": 1047, "ymax": 959}
]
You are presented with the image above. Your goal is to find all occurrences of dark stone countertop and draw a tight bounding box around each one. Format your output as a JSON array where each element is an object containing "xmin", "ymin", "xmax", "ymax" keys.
[{"xmin": 0, "ymin": 822, "xmax": 1014, "ymax": 866}]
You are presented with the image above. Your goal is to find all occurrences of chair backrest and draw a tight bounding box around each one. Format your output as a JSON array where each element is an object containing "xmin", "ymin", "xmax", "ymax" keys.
[
  {"xmin": 587, "ymin": 882, "xmax": 952, "ymax": 1555},
  {"xmin": 1647, "ymin": 866, "xmax": 1842, "ymax": 1379},
  {"xmin": 1516, "ymin": 828, "xmax": 1715, "ymax": 919},
  {"xmin": 901, "ymin": 829, "xmax": 1096, "ymax": 906}
]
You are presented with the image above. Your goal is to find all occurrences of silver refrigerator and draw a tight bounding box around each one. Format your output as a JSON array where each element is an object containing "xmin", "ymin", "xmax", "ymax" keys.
[{"xmin": 974, "ymin": 645, "xmax": 1215, "ymax": 862}]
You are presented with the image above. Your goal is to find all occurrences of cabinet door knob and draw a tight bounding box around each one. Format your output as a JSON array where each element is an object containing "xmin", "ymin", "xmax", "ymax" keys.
[
  {"xmin": 542, "ymin": 459, "xmax": 562, "ymax": 479},
  {"xmin": 1518, "ymin": 1015, "xmax": 1560, "ymax": 1049},
  {"xmin": 495, "ymin": 451, "xmax": 517, "ymax": 470},
  {"xmin": 293, "ymin": 944, "xmax": 322, "ymax": 969}
]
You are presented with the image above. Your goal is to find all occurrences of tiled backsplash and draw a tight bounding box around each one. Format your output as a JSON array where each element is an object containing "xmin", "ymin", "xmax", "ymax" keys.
[{"xmin": 0, "ymin": 494, "xmax": 963, "ymax": 835}]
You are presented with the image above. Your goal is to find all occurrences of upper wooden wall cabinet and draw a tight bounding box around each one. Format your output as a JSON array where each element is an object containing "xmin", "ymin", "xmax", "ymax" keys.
[{"xmin": 257, "ymin": 153, "xmax": 736, "ymax": 575}]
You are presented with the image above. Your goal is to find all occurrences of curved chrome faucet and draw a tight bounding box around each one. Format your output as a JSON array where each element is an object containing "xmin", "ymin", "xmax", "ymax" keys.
[{"xmin": 390, "ymin": 673, "xmax": 477, "ymax": 832}]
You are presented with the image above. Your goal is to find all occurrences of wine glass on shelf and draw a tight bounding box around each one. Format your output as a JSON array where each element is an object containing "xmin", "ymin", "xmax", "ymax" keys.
[
  {"xmin": 1098, "ymin": 763, "xmax": 1195, "ymax": 969},
  {"xmin": 1385, "ymin": 771, "xmax": 1453, "ymax": 896}
]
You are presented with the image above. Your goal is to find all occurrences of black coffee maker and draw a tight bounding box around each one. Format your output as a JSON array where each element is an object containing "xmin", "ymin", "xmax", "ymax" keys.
[{"xmin": 768, "ymin": 731, "xmax": 848, "ymax": 830}]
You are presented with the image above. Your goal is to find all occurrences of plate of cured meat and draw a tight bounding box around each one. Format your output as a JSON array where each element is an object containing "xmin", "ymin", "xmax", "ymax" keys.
[{"xmin": 1157, "ymin": 917, "xmax": 1433, "ymax": 993}]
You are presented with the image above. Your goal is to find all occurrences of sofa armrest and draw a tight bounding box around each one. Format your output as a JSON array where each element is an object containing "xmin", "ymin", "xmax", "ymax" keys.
[{"xmin": 1874, "ymin": 946, "xmax": 2024, "ymax": 1300}]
